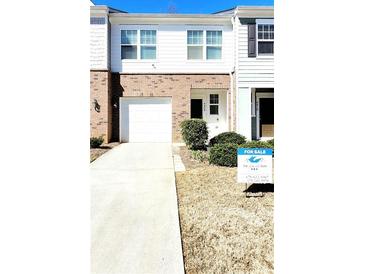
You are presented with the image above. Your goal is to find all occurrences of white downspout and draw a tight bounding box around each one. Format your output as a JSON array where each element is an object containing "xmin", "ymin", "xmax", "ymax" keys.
[
  {"xmin": 229, "ymin": 70, "xmax": 234, "ymax": 131},
  {"xmin": 230, "ymin": 12, "xmax": 237, "ymax": 132}
]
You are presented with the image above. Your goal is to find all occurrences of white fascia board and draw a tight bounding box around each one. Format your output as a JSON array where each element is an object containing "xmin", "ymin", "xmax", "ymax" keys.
[
  {"xmin": 236, "ymin": 7, "xmax": 274, "ymax": 18},
  {"xmin": 90, "ymin": 6, "xmax": 109, "ymax": 16},
  {"xmin": 109, "ymin": 14, "xmax": 232, "ymax": 25}
]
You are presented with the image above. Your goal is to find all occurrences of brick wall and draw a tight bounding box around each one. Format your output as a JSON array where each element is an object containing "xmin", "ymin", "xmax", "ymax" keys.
[
  {"xmin": 111, "ymin": 74, "xmax": 231, "ymax": 142},
  {"xmin": 90, "ymin": 70, "xmax": 111, "ymax": 142}
]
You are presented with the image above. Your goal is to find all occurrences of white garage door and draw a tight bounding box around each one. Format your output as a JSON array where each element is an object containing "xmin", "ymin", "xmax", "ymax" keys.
[{"xmin": 120, "ymin": 97, "xmax": 172, "ymax": 143}]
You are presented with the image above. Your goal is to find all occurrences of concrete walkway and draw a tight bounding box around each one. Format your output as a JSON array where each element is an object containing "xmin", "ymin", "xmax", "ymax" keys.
[{"xmin": 91, "ymin": 143, "xmax": 184, "ymax": 274}]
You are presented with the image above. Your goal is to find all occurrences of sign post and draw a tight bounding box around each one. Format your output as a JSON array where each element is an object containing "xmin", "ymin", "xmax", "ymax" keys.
[{"xmin": 237, "ymin": 148, "xmax": 273, "ymax": 191}]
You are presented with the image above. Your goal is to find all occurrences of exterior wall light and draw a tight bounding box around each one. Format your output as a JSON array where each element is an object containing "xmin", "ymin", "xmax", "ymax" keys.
[{"xmin": 93, "ymin": 99, "xmax": 100, "ymax": 113}]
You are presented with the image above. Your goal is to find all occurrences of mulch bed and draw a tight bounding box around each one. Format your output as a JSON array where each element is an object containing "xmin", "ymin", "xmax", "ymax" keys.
[
  {"xmin": 175, "ymin": 147, "xmax": 274, "ymax": 274},
  {"xmin": 90, "ymin": 142, "xmax": 120, "ymax": 162}
]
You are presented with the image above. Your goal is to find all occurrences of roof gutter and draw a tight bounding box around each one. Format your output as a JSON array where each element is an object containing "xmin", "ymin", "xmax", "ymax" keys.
[
  {"xmin": 235, "ymin": 7, "xmax": 274, "ymax": 18},
  {"xmin": 109, "ymin": 13, "xmax": 232, "ymax": 24}
]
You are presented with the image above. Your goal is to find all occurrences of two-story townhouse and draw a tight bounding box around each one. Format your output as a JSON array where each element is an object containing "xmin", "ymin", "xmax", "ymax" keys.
[
  {"xmin": 90, "ymin": 5, "xmax": 274, "ymax": 143},
  {"xmin": 90, "ymin": 6, "xmax": 234, "ymax": 143},
  {"xmin": 230, "ymin": 7, "xmax": 274, "ymax": 141},
  {"xmin": 90, "ymin": 6, "xmax": 127, "ymax": 142}
]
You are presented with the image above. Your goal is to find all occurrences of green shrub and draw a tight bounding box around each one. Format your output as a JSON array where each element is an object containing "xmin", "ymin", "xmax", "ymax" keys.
[
  {"xmin": 90, "ymin": 136, "xmax": 104, "ymax": 148},
  {"xmin": 241, "ymin": 140, "xmax": 274, "ymax": 157},
  {"xmin": 267, "ymin": 139, "xmax": 274, "ymax": 147},
  {"xmin": 209, "ymin": 132, "xmax": 246, "ymax": 147},
  {"xmin": 209, "ymin": 143, "xmax": 238, "ymax": 167},
  {"xmin": 209, "ymin": 140, "xmax": 274, "ymax": 167},
  {"xmin": 191, "ymin": 150, "xmax": 208, "ymax": 162},
  {"xmin": 241, "ymin": 140, "xmax": 273, "ymax": 149},
  {"xmin": 180, "ymin": 119, "xmax": 208, "ymax": 150}
]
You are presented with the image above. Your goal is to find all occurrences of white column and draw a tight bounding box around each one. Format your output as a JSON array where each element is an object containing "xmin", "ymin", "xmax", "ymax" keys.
[{"xmin": 237, "ymin": 87, "xmax": 252, "ymax": 140}]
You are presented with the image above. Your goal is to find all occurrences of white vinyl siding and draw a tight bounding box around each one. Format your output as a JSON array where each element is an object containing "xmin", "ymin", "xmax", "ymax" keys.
[
  {"xmin": 90, "ymin": 16, "xmax": 108, "ymax": 69},
  {"xmin": 236, "ymin": 19, "xmax": 274, "ymax": 85},
  {"xmin": 111, "ymin": 24, "xmax": 233, "ymax": 73}
]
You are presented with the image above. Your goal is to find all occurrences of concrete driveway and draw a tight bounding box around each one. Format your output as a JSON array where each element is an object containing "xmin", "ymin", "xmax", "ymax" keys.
[{"xmin": 91, "ymin": 143, "xmax": 184, "ymax": 274}]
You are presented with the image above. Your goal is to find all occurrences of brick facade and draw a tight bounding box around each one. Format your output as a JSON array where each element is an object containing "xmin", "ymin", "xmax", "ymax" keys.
[
  {"xmin": 90, "ymin": 70, "xmax": 112, "ymax": 142},
  {"xmin": 111, "ymin": 74, "xmax": 231, "ymax": 142}
]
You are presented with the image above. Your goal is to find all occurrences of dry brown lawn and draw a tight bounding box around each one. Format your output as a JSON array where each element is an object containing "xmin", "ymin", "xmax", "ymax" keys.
[{"xmin": 175, "ymin": 149, "xmax": 274, "ymax": 274}]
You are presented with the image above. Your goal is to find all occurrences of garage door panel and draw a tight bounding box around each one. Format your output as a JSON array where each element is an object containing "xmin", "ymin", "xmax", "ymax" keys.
[
  {"xmin": 120, "ymin": 98, "xmax": 172, "ymax": 143},
  {"xmin": 129, "ymin": 112, "xmax": 170, "ymax": 122},
  {"xmin": 129, "ymin": 123, "xmax": 170, "ymax": 131}
]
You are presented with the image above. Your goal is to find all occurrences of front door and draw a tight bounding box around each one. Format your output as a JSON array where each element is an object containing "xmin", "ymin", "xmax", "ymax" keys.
[
  {"xmin": 259, "ymin": 98, "xmax": 274, "ymax": 138},
  {"xmin": 190, "ymin": 91, "xmax": 227, "ymax": 139}
]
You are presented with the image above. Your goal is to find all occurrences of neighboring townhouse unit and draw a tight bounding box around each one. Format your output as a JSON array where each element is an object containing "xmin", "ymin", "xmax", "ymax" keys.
[
  {"xmin": 232, "ymin": 7, "xmax": 274, "ymax": 141},
  {"xmin": 90, "ymin": 6, "xmax": 127, "ymax": 142},
  {"xmin": 90, "ymin": 5, "xmax": 274, "ymax": 143}
]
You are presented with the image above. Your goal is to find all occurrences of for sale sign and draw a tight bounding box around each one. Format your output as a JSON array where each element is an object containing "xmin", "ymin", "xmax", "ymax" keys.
[{"xmin": 237, "ymin": 148, "xmax": 273, "ymax": 184}]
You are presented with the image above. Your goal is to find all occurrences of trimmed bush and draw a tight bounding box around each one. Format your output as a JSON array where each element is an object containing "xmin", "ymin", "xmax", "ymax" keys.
[
  {"xmin": 241, "ymin": 140, "xmax": 274, "ymax": 157},
  {"xmin": 241, "ymin": 140, "xmax": 274, "ymax": 149},
  {"xmin": 191, "ymin": 150, "xmax": 208, "ymax": 162},
  {"xmin": 267, "ymin": 139, "xmax": 274, "ymax": 147},
  {"xmin": 209, "ymin": 143, "xmax": 238, "ymax": 167},
  {"xmin": 90, "ymin": 136, "xmax": 104, "ymax": 148},
  {"xmin": 209, "ymin": 140, "xmax": 274, "ymax": 167},
  {"xmin": 209, "ymin": 132, "xmax": 246, "ymax": 147},
  {"xmin": 180, "ymin": 119, "xmax": 208, "ymax": 150}
]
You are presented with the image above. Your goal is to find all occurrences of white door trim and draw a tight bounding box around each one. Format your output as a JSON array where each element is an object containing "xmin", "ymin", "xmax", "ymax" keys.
[
  {"xmin": 255, "ymin": 92, "xmax": 274, "ymax": 140},
  {"xmin": 191, "ymin": 89, "xmax": 229, "ymax": 138}
]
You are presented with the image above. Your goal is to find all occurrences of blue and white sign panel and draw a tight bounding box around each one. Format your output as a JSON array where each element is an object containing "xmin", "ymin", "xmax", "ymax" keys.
[{"xmin": 237, "ymin": 148, "xmax": 273, "ymax": 184}]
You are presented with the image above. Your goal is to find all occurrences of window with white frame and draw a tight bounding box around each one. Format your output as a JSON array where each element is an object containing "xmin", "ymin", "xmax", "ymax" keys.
[
  {"xmin": 121, "ymin": 30, "xmax": 137, "ymax": 59},
  {"xmin": 140, "ymin": 30, "xmax": 156, "ymax": 59},
  {"xmin": 121, "ymin": 30, "xmax": 157, "ymax": 60},
  {"xmin": 187, "ymin": 30, "xmax": 223, "ymax": 60},
  {"xmin": 257, "ymin": 24, "xmax": 274, "ymax": 55},
  {"xmin": 187, "ymin": 30, "xmax": 203, "ymax": 60},
  {"xmin": 209, "ymin": 94, "xmax": 219, "ymax": 115},
  {"xmin": 206, "ymin": 31, "xmax": 222, "ymax": 60}
]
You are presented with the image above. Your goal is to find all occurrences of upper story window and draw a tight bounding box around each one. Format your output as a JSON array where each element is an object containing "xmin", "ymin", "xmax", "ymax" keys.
[
  {"xmin": 187, "ymin": 31, "xmax": 203, "ymax": 60},
  {"xmin": 206, "ymin": 31, "xmax": 222, "ymax": 60},
  {"xmin": 121, "ymin": 30, "xmax": 137, "ymax": 59},
  {"xmin": 257, "ymin": 24, "xmax": 274, "ymax": 55},
  {"xmin": 140, "ymin": 30, "xmax": 156, "ymax": 59},
  {"xmin": 121, "ymin": 30, "xmax": 157, "ymax": 60},
  {"xmin": 187, "ymin": 30, "xmax": 222, "ymax": 60}
]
